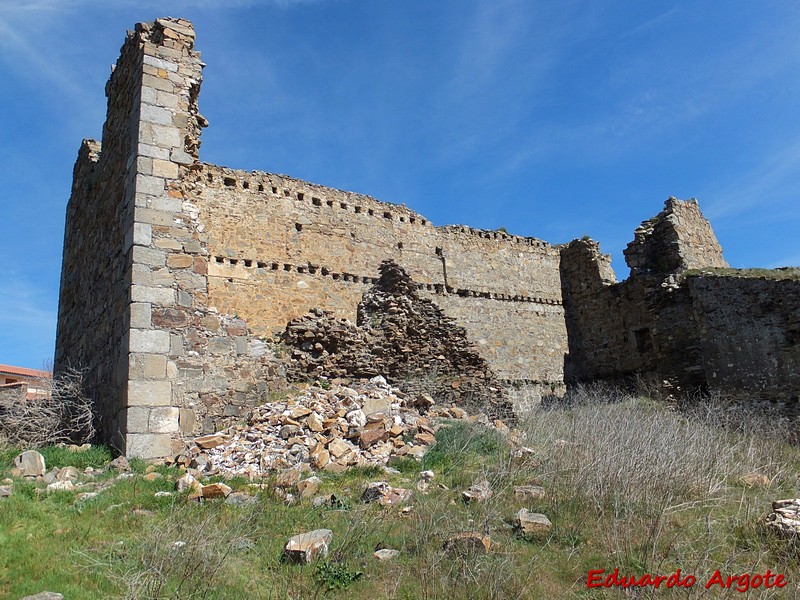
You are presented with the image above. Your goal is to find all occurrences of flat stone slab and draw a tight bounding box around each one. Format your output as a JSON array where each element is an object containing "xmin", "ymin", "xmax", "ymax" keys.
[
  {"xmin": 284, "ymin": 529, "xmax": 333, "ymax": 564},
  {"xmin": 14, "ymin": 450, "xmax": 46, "ymax": 477}
]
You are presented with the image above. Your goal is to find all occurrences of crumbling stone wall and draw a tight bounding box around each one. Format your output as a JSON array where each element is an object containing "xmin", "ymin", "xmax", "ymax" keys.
[
  {"xmin": 56, "ymin": 17, "xmax": 565, "ymax": 457},
  {"xmin": 561, "ymin": 198, "xmax": 799, "ymax": 403},
  {"xmin": 282, "ymin": 260, "xmax": 512, "ymax": 419},
  {"xmin": 624, "ymin": 198, "xmax": 727, "ymax": 275},
  {"xmin": 56, "ymin": 18, "xmax": 797, "ymax": 458},
  {"xmin": 688, "ymin": 273, "xmax": 800, "ymax": 401},
  {"xmin": 182, "ymin": 163, "xmax": 567, "ymax": 393}
]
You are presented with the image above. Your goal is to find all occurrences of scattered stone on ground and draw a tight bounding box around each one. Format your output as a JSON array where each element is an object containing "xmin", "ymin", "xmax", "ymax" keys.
[
  {"xmin": 515, "ymin": 509, "xmax": 552, "ymax": 536},
  {"xmin": 175, "ymin": 472, "xmax": 202, "ymax": 494},
  {"xmin": 374, "ymin": 548, "xmax": 400, "ymax": 560},
  {"xmin": 513, "ymin": 484, "xmax": 546, "ymax": 501},
  {"xmin": 14, "ymin": 450, "xmax": 46, "ymax": 477},
  {"xmin": 19, "ymin": 593, "xmax": 64, "ymax": 600},
  {"xmin": 764, "ymin": 499, "xmax": 800, "ymax": 537},
  {"xmin": 740, "ymin": 473, "xmax": 770, "ymax": 487},
  {"xmin": 142, "ymin": 472, "xmax": 163, "ymax": 482},
  {"xmin": 361, "ymin": 481, "xmax": 413, "ymax": 506},
  {"xmin": 194, "ymin": 433, "xmax": 229, "ymax": 449},
  {"xmin": 0, "ymin": 485, "xmax": 12, "ymax": 498},
  {"xmin": 225, "ymin": 492, "xmax": 256, "ymax": 507},
  {"xmin": 462, "ymin": 479, "xmax": 493, "ymax": 503},
  {"xmin": 46, "ymin": 481, "xmax": 75, "ymax": 493},
  {"xmin": 154, "ymin": 491, "xmax": 173, "ymax": 498},
  {"xmin": 297, "ymin": 476, "xmax": 321, "ymax": 498},
  {"xmin": 443, "ymin": 532, "xmax": 492, "ymax": 555},
  {"xmin": 190, "ymin": 376, "xmax": 505, "ymax": 479},
  {"xmin": 201, "ymin": 482, "xmax": 232, "ymax": 499},
  {"xmin": 284, "ymin": 529, "xmax": 333, "ymax": 564},
  {"xmin": 108, "ymin": 456, "xmax": 131, "ymax": 471}
]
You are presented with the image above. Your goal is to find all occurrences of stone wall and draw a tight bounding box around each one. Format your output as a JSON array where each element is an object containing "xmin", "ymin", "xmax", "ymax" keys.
[
  {"xmin": 561, "ymin": 199, "xmax": 799, "ymax": 404},
  {"xmin": 56, "ymin": 18, "xmax": 797, "ymax": 458},
  {"xmin": 688, "ymin": 273, "xmax": 800, "ymax": 401},
  {"xmin": 185, "ymin": 164, "xmax": 566, "ymax": 389}
]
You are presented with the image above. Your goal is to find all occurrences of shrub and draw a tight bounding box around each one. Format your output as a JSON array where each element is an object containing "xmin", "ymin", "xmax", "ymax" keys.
[{"xmin": 0, "ymin": 367, "xmax": 95, "ymax": 447}]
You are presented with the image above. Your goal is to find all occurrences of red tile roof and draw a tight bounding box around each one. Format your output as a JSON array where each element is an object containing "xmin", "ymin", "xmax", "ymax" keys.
[{"xmin": 0, "ymin": 364, "xmax": 51, "ymax": 379}]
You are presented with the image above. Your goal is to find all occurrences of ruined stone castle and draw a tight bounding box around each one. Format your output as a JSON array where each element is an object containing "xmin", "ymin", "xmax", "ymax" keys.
[{"xmin": 54, "ymin": 18, "xmax": 799, "ymax": 457}]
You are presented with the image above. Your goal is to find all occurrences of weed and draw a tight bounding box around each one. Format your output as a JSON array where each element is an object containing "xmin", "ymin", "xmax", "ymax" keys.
[{"xmin": 314, "ymin": 561, "xmax": 364, "ymax": 590}]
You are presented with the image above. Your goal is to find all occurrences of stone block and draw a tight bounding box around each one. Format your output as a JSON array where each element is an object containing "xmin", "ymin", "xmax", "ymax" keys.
[
  {"xmin": 130, "ymin": 302, "xmax": 152, "ymax": 329},
  {"xmin": 151, "ymin": 267, "xmax": 175, "ymax": 287},
  {"xmin": 170, "ymin": 333, "xmax": 184, "ymax": 356},
  {"xmin": 132, "ymin": 245, "xmax": 166, "ymax": 267},
  {"xmin": 125, "ymin": 433, "xmax": 173, "ymax": 459},
  {"xmin": 170, "ymin": 148, "xmax": 195, "ymax": 165},
  {"xmin": 149, "ymin": 196, "xmax": 182, "ymax": 213},
  {"xmin": 167, "ymin": 254, "xmax": 193, "ymax": 269},
  {"xmin": 151, "ymin": 124, "xmax": 181, "ymax": 147},
  {"xmin": 135, "ymin": 207, "xmax": 176, "ymax": 226},
  {"xmin": 125, "ymin": 407, "xmax": 150, "ymax": 433},
  {"xmin": 154, "ymin": 237, "xmax": 183, "ymax": 250},
  {"xmin": 129, "ymin": 352, "xmax": 167, "ymax": 379},
  {"xmin": 141, "ymin": 73, "xmax": 175, "ymax": 92},
  {"xmin": 136, "ymin": 174, "xmax": 166, "ymax": 196},
  {"xmin": 151, "ymin": 158, "xmax": 179, "ymax": 179},
  {"xmin": 133, "ymin": 222, "xmax": 152, "ymax": 246},
  {"xmin": 131, "ymin": 285, "xmax": 174, "ymax": 306},
  {"xmin": 155, "ymin": 90, "xmax": 180, "ymax": 109},
  {"xmin": 150, "ymin": 407, "xmax": 180, "ymax": 433},
  {"xmin": 127, "ymin": 380, "xmax": 172, "ymax": 407},
  {"xmin": 140, "ymin": 86, "xmax": 157, "ymax": 104},
  {"xmin": 129, "ymin": 328, "xmax": 171, "ymax": 353},
  {"xmin": 143, "ymin": 54, "xmax": 178, "ymax": 72},
  {"xmin": 138, "ymin": 143, "xmax": 169, "ymax": 160},
  {"xmin": 179, "ymin": 408, "xmax": 196, "ymax": 435}
]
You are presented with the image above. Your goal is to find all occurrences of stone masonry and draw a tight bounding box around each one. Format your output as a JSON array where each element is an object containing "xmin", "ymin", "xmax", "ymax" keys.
[{"xmin": 55, "ymin": 19, "xmax": 798, "ymax": 457}]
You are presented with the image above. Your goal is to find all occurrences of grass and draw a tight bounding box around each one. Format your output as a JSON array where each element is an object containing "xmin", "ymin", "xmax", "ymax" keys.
[
  {"xmin": 684, "ymin": 266, "xmax": 800, "ymax": 280},
  {"xmin": 1, "ymin": 388, "xmax": 799, "ymax": 598}
]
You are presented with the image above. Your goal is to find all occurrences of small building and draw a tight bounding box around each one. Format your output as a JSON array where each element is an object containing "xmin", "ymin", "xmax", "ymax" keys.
[{"xmin": 0, "ymin": 364, "xmax": 51, "ymax": 401}]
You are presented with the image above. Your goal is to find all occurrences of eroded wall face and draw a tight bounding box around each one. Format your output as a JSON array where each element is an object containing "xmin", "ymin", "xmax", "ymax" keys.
[
  {"xmin": 689, "ymin": 276, "xmax": 800, "ymax": 400},
  {"xmin": 54, "ymin": 24, "xmax": 150, "ymax": 445},
  {"xmin": 186, "ymin": 166, "xmax": 567, "ymax": 389}
]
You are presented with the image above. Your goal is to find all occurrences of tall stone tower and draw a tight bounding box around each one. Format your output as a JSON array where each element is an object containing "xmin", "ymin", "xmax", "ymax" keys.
[{"xmin": 55, "ymin": 19, "xmax": 205, "ymax": 457}]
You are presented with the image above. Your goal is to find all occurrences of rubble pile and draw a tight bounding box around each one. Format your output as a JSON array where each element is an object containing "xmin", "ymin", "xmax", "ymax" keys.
[
  {"xmin": 764, "ymin": 499, "xmax": 800, "ymax": 537},
  {"xmin": 186, "ymin": 376, "xmax": 491, "ymax": 479},
  {"xmin": 282, "ymin": 260, "xmax": 512, "ymax": 420}
]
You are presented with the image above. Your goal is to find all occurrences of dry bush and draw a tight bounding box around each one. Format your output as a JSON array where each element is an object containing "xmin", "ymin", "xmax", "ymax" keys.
[{"xmin": 0, "ymin": 367, "xmax": 95, "ymax": 446}]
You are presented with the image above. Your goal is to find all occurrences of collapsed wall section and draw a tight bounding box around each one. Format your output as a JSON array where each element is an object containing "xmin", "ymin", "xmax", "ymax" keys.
[{"xmin": 183, "ymin": 165, "xmax": 567, "ymax": 394}]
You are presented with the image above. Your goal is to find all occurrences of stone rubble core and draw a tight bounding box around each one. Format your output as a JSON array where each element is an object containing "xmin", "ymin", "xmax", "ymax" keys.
[
  {"xmin": 184, "ymin": 376, "xmax": 500, "ymax": 479},
  {"xmin": 282, "ymin": 260, "xmax": 513, "ymax": 421}
]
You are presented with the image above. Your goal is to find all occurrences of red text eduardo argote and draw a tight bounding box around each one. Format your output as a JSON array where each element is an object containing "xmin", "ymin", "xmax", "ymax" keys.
[{"xmin": 586, "ymin": 568, "xmax": 787, "ymax": 592}]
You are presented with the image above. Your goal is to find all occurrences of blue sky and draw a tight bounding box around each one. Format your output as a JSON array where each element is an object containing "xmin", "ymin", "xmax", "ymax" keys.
[{"xmin": 1, "ymin": 0, "xmax": 798, "ymax": 369}]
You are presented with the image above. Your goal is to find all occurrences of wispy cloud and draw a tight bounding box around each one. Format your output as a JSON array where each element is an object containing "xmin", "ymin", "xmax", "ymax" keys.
[
  {"xmin": 0, "ymin": 277, "xmax": 57, "ymax": 367},
  {"xmin": 703, "ymin": 136, "xmax": 800, "ymax": 221}
]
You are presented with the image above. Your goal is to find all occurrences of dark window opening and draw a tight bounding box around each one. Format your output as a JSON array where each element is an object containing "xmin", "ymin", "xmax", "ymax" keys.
[
  {"xmin": 223, "ymin": 177, "xmax": 236, "ymax": 187},
  {"xmin": 295, "ymin": 223, "xmax": 303, "ymax": 232},
  {"xmin": 633, "ymin": 328, "xmax": 653, "ymax": 353},
  {"xmin": 297, "ymin": 192, "xmax": 304, "ymax": 201},
  {"xmin": 312, "ymin": 197, "xmax": 322, "ymax": 206}
]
